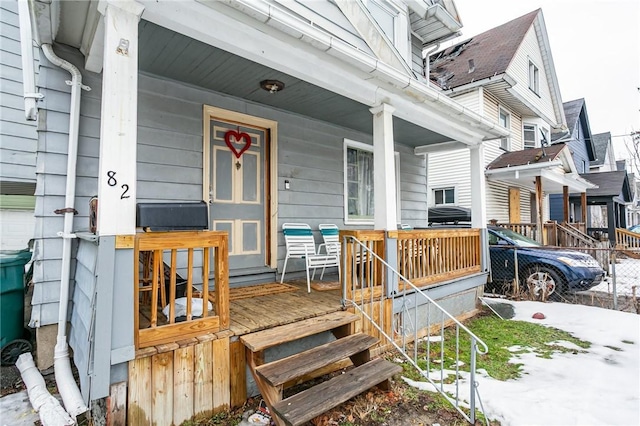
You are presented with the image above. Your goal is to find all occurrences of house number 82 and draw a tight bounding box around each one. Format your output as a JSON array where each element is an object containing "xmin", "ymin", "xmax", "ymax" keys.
[{"xmin": 106, "ymin": 171, "xmax": 130, "ymax": 199}]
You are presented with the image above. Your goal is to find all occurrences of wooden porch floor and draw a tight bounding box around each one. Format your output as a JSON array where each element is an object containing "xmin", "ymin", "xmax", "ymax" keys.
[
  {"xmin": 228, "ymin": 279, "xmax": 343, "ymax": 336},
  {"xmin": 138, "ymin": 278, "xmax": 343, "ymax": 338}
]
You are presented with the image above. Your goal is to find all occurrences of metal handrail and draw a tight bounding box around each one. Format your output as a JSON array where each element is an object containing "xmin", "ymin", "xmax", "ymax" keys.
[{"xmin": 341, "ymin": 235, "xmax": 489, "ymax": 424}]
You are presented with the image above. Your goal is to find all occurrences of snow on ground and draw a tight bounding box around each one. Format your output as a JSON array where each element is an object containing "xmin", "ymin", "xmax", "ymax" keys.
[
  {"xmin": 403, "ymin": 300, "xmax": 640, "ymax": 425},
  {"xmin": 592, "ymin": 258, "xmax": 639, "ymax": 296}
]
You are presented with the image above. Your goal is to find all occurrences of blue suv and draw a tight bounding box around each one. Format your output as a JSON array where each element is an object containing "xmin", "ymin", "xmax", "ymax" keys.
[{"xmin": 487, "ymin": 226, "xmax": 605, "ymax": 297}]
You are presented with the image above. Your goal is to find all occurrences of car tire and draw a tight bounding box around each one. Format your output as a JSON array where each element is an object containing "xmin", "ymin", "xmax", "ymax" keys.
[{"xmin": 522, "ymin": 266, "xmax": 563, "ymax": 301}]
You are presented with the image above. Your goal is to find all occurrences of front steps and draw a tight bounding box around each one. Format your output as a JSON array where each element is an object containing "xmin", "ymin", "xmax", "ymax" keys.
[{"xmin": 240, "ymin": 311, "xmax": 401, "ymax": 426}]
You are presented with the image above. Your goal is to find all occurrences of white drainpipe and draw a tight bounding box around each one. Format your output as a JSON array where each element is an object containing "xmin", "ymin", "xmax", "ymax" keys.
[
  {"xmin": 18, "ymin": 0, "xmax": 41, "ymax": 121},
  {"xmin": 40, "ymin": 43, "xmax": 89, "ymax": 419}
]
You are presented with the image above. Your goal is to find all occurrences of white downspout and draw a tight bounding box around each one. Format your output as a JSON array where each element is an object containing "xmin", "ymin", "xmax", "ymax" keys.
[
  {"xmin": 16, "ymin": 353, "xmax": 75, "ymax": 426},
  {"xmin": 41, "ymin": 43, "xmax": 89, "ymax": 419},
  {"xmin": 18, "ymin": 0, "xmax": 41, "ymax": 120}
]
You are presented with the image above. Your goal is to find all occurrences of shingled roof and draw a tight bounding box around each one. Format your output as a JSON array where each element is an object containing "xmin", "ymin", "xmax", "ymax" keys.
[
  {"xmin": 579, "ymin": 171, "xmax": 631, "ymax": 200},
  {"xmin": 486, "ymin": 143, "xmax": 566, "ymax": 170},
  {"xmin": 591, "ymin": 132, "xmax": 611, "ymax": 167},
  {"xmin": 562, "ymin": 99, "xmax": 584, "ymax": 135},
  {"xmin": 429, "ymin": 9, "xmax": 539, "ymax": 89}
]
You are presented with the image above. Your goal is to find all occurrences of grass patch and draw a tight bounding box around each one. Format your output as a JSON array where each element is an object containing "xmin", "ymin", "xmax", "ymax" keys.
[{"xmin": 423, "ymin": 311, "xmax": 591, "ymax": 381}]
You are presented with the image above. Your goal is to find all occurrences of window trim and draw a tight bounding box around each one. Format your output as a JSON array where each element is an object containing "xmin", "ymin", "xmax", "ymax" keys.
[
  {"xmin": 343, "ymin": 139, "xmax": 400, "ymax": 225},
  {"xmin": 528, "ymin": 59, "xmax": 540, "ymax": 95},
  {"xmin": 432, "ymin": 187, "xmax": 456, "ymax": 206},
  {"xmin": 499, "ymin": 107, "xmax": 511, "ymax": 151},
  {"xmin": 523, "ymin": 123, "xmax": 537, "ymax": 149}
]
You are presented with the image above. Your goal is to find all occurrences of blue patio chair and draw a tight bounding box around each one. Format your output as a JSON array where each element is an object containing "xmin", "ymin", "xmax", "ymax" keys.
[{"xmin": 280, "ymin": 223, "xmax": 340, "ymax": 293}]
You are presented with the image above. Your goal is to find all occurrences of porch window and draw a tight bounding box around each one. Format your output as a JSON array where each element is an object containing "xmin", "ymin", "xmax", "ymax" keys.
[
  {"xmin": 499, "ymin": 108, "xmax": 511, "ymax": 150},
  {"xmin": 344, "ymin": 140, "xmax": 400, "ymax": 224},
  {"xmin": 528, "ymin": 60, "xmax": 540, "ymax": 95},
  {"xmin": 524, "ymin": 124, "xmax": 537, "ymax": 149},
  {"xmin": 433, "ymin": 187, "xmax": 455, "ymax": 205}
]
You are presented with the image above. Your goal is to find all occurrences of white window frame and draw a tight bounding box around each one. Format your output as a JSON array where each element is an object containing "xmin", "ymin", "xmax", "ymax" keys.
[
  {"xmin": 432, "ymin": 187, "xmax": 455, "ymax": 206},
  {"xmin": 523, "ymin": 123, "xmax": 537, "ymax": 149},
  {"xmin": 499, "ymin": 107, "xmax": 511, "ymax": 150},
  {"xmin": 343, "ymin": 139, "xmax": 400, "ymax": 225},
  {"xmin": 528, "ymin": 60, "xmax": 540, "ymax": 95}
]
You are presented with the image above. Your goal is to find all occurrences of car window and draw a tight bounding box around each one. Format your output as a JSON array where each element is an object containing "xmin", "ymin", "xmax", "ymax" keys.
[
  {"xmin": 488, "ymin": 232, "xmax": 499, "ymax": 245},
  {"xmin": 489, "ymin": 227, "xmax": 540, "ymax": 247}
]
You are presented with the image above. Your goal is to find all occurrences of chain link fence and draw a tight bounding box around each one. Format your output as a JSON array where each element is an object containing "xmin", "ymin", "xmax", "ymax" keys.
[{"xmin": 486, "ymin": 245, "xmax": 640, "ymax": 314}]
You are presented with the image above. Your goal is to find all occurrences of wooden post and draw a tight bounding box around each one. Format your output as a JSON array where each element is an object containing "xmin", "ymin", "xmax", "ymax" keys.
[
  {"xmin": 535, "ymin": 176, "xmax": 545, "ymax": 244},
  {"xmin": 563, "ymin": 185, "xmax": 570, "ymax": 223},
  {"xmin": 508, "ymin": 187, "xmax": 521, "ymax": 223},
  {"xmin": 581, "ymin": 192, "xmax": 587, "ymax": 224}
]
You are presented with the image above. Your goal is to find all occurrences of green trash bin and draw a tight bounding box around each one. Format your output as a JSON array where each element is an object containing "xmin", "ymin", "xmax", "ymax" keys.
[{"xmin": 0, "ymin": 248, "xmax": 33, "ymax": 365}]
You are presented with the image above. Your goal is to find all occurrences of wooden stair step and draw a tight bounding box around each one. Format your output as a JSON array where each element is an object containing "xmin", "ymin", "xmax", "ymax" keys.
[
  {"xmin": 271, "ymin": 358, "xmax": 402, "ymax": 426},
  {"xmin": 241, "ymin": 311, "xmax": 359, "ymax": 352},
  {"xmin": 256, "ymin": 333, "xmax": 378, "ymax": 387}
]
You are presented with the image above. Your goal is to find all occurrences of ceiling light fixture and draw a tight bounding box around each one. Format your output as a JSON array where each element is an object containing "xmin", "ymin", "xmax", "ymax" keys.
[{"xmin": 260, "ymin": 79, "xmax": 285, "ymax": 93}]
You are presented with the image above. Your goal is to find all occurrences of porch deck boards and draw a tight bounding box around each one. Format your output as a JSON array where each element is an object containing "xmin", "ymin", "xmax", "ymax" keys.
[
  {"xmin": 228, "ymin": 281, "xmax": 343, "ymax": 336},
  {"xmin": 138, "ymin": 280, "xmax": 343, "ymax": 337}
]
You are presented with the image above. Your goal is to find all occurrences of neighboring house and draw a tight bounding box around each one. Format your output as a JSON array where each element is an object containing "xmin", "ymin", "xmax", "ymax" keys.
[
  {"xmin": 19, "ymin": 0, "xmax": 507, "ymax": 423},
  {"xmin": 427, "ymin": 9, "xmax": 594, "ymax": 232},
  {"xmin": 548, "ymin": 99, "xmax": 597, "ymax": 222},
  {"xmin": 572, "ymin": 171, "xmax": 632, "ymax": 241},
  {"xmin": 0, "ymin": 1, "xmax": 38, "ymax": 250},
  {"xmin": 626, "ymin": 173, "xmax": 640, "ymax": 226},
  {"xmin": 590, "ymin": 132, "xmax": 618, "ymax": 173}
]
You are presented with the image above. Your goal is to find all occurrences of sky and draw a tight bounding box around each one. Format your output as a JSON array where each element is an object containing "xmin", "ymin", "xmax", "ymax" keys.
[
  {"xmin": 446, "ymin": 0, "xmax": 640, "ymax": 170},
  {"xmin": 404, "ymin": 299, "xmax": 640, "ymax": 425}
]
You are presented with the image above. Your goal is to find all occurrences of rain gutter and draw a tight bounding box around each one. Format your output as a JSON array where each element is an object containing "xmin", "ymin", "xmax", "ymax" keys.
[{"xmin": 214, "ymin": 0, "xmax": 509, "ymax": 142}]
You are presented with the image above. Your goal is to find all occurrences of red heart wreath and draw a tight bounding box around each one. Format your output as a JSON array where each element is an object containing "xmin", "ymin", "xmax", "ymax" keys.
[{"xmin": 224, "ymin": 129, "xmax": 252, "ymax": 158}]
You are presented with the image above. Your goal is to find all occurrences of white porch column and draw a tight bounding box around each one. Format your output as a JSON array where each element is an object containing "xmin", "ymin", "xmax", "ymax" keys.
[
  {"xmin": 97, "ymin": 0, "xmax": 144, "ymax": 236},
  {"xmin": 470, "ymin": 144, "xmax": 489, "ymax": 273},
  {"xmin": 370, "ymin": 103, "xmax": 397, "ymax": 230},
  {"xmin": 469, "ymin": 144, "xmax": 487, "ymax": 228}
]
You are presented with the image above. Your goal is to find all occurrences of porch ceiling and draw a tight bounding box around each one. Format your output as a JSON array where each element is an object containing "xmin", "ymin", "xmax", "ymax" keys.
[{"xmin": 137, "ymin": 20, "xmax": 447, "ymax": 147}]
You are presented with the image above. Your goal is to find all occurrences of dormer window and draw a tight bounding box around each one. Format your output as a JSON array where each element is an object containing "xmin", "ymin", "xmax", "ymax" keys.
[
  {"xmin": 365, "ymin": 0, "xmax": 410, "ymax": 63},
  {"xmin": 528, "ymin": 60, "xmax": 540, "ymax": 95}
]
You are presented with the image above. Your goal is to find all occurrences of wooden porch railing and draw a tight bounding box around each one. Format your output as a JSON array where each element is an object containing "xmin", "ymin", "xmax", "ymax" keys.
[
  {"xmin": 497, "ymin": 221, "xmax": 588, "ymax": 245},
  {"xmin": 340, "ymin": 228, "xmax": 482, "ymax": 298},
  {"xmin": 390, "ymin": 229, "xmax": 482, "ymax": 287},
  {"xmin": 134, "ymin": 231, "xmax": 229, "ymax": 349},
  {"xmin": 616, "ymin": 228, "xmax": 640, "ymax": 251},
  {"xmin": 340, "ymin": 230, "xmax": 386, "ymax": 301}
]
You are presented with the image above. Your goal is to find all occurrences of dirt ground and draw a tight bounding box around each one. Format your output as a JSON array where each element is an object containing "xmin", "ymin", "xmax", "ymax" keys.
[
  {"xmin": 190, "ymin": 370, "xmax": 485, "ymax": 426},
  {"xmin": 2, "ymin": 363, "xmax": 482, "ymax": 426}
]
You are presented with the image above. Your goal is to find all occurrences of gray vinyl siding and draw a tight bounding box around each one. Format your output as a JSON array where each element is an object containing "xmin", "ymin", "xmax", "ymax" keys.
[
  {"xmin": 411, "ymin": 34, "xmax": 424, "ymax": 78},
  {"xmin": 567, "ymin": 124, "xmax": 590, "ymax": 174},
  {"xmin": 70, "ymin": 239, "xmax": 98, "ymax": 402},
  {"xmin": 32, "ymin": 44, "xmax": 430, "ymax": 324},
  {"xmin": 0, "ymin": 1, "xmax": 38, "ymax": 184},
  {"xmin": 30, "ymin": 45, "xmax": 101, "ymax": 327}
]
